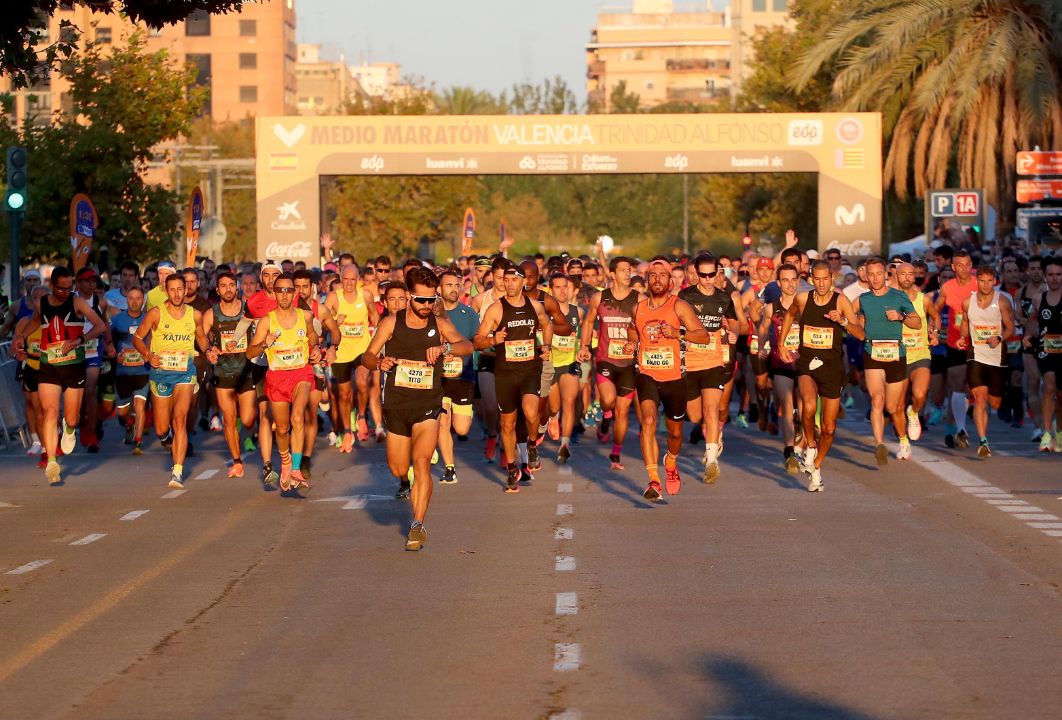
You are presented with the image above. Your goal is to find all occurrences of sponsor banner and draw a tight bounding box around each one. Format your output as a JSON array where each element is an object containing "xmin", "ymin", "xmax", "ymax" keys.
[
  {"xmin": 265, "ymin": 240, "xmax": 314, "ymax": 261},
  {"xmin": 185, "ymin": 186, "xmax": 204, "ymax": 267},
  {"xmin": 69, "ymin": 193, "xmax": 97, "ymax": 260},
  {"xmin": 462, "ymin": 208, "xmax": 476, "ymax": 256}
]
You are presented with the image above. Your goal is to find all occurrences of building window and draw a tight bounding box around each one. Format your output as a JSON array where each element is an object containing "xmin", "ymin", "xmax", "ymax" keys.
[
  {"xmin": 186, "ymin": 9, "xmax": 211, "ymax": 36},
  {"xmin": 240, "ymin": 86, "xmax": 258, "ymax": 103},
  {"xmin": 645, "ymin": 81, "xmax": 654, "ymax": 90},
  {"xmin": 59, "ymin": 24, "xmax": 79, "ymax": 44},
  {"xmin": 239, "ymin": 53, "xmax": 257, "ymax": 70},
  {"xmin": 95, "ymin": 27, "xmax": 112, "ymax": 44},
  {"xmin": 187, "ymin": 53, "xmax": 212, "ymax": 116},
  {"xmin": 773, "ymin": 0, "xmax": 788, "ymax": 10},
  {"xmin": 239, "ymin": 19, "xmax": 257, "ymax": 37},
  {"xmin": 752, "ymin": 0, "xmax": 766, "ymax": 10}
]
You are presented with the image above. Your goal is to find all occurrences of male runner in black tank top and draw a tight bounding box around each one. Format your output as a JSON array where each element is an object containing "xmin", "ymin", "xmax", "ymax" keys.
[
  {"xmin": 778, "ymin": 260, "xmax": 863, "ymax": 491},
  {"xmin": 474, "ymin": 264, "xmax": 554, "ymax": 493},
  {"xmin": 1023, "ymin": 257, "xmax": 1062, "ymax": 453},
  {"xmin": 363, "ymin": 267, "xmax": 473, "ymax": 551}
]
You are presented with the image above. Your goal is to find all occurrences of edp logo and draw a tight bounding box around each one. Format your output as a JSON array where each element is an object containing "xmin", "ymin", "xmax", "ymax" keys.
[{"xmin": 787, "ymin": 120, "xmax": 823, "ymax": 146}]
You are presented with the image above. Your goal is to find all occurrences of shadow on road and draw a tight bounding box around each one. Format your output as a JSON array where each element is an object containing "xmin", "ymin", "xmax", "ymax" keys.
[{"xmin": 697, "ymin": 655, "xmax": 878, "ymax": 720}]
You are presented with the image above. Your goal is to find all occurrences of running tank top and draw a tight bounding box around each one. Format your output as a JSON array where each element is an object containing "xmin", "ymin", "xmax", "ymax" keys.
[
  {"xmin": 212, "ymin": 301, "xmax": 250, "ymax": 376},
  {"xmin": 81, "ymin": 294, "xmax": 102, "ymax": 360},
  {"xmin": 24, "ymin": 325, "xmax": 42, "ymax": 371},
  {"xmin": 335, "ymin": 290, "xmax": 370, "ymax": 362},
  {"xmin": 678, "ymin": 285, "xmax": 730, "ymax": 371},
  {"xmin": 967, "ymin": 290, "xmax": 1007, "ymax": 367},
  {"xmin": 901, "ymin": 291, "xmax": 931, "ymax": 363},
  {"xmin": 941, "ymin": 278, "xmax": 977, "ymax": 348},
  {"xmin": 798, "ymin": 291, "xmax": 843, "ymax": 361},
  {"xmin": 1036, "ymin": 291, "xmax": 1062, "ymax": 358},
  {"xmin": 551, "ymin": 303, "xmax": 580, "ymax": 366},
  {"xmin": 595, "ymin": 288, "xmax": 639, "ymax": 365},
  {"xmin": 40, "ymin": 295, "xmax": 85, "ymax": 367},
  {"xmin": 633, "ymin": 296, "xmax": 683, "ymax": 382},
  {"xmin": 493, "ymin": 297, "xmax": 541, "ymax": 373},
  {"xmin": 151, "ymin": 304, "xmax": 197, "ymax": 373},
  {"xmin": 383, "ymin": 310, "xmax": 444, "ymax": 410},
  {"xmin": 266, "ymin": 309, "xmax": 310, "ymax": 371},
  {"xmin": 769, "ymin": 298, "xmax": 799, "ymax": 370}
]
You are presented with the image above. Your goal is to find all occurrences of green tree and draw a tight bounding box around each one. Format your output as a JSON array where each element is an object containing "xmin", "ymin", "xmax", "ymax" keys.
[
  {"xmin": 607, "ymin": 80, "xmax": 641, "ymax": 114},
  {"xmin": 2, "ymin": 33, "xmax": 204, "ymax": 263},
  {"xmin": 793, "ymin": 0, "xmax": 1062, "ymax": 230},
  {"xmin": 501, "ymin": 76, "xmax": 580, "ymax": 115},
  {"xmin": 434, "ymin": 86, "xmax": 503, "ymax": 115}
]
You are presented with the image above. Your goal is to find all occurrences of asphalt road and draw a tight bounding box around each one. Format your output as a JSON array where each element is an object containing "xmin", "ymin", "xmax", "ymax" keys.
[{"xmin": 0, "ymin": 407, "xmax": 1059, "ymax": 720}]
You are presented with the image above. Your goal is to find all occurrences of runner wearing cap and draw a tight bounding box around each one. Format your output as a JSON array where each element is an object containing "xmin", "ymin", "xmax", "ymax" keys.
[
  {"xmin": 0, "ymin": 268, "xmax": 42, "ymax": 338},
  {"xmin": 14, "ymin": 267, "xmax": 108, "ymax": 485},
  {"xmin": 741, "ymin": 256, "xmax": 775, "ymax": 432},
  {"xmin": 110, "ymin": 286, "xmax": 150, "ymax": 454},
  {"xmin": 13, "ymin": 286, "xmax": 48, "ymax": 458},
  {"xmin": 245, "ymin": 260, "xmax": 282, "ymax": 487},
  {"xmin": 146, "ymin": 260, "xmax": 177, "ymax": 310},
  {"xmin": 364, "ymin": 267, "xmax": 473, "ymax": 550},
  {"xmin": 325, "ymin": 264, "xmax": 379, "ymax": 452},
  {"xmin": 133, "ymin": 273, "xmax": 210, "ymax": 488},
  {"xmin": 474, "ymin": 263, "xmax": 554, "ymax": 493},
  {"xmin": 626, "ymin": 257, "xmax": 712, "ymax": 502}
]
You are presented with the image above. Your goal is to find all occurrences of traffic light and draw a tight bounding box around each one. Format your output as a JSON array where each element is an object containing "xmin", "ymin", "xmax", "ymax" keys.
[
  {"xmin": 742, "ymin": 235, "xmax": 752, "ymax": 248},
  {"xmin": 5, "ymin": 146, "xmax": 28, "ymax": 213}
]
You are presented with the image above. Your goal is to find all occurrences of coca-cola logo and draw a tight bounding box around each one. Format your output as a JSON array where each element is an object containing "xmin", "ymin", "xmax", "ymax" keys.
[
  {"xmin": 826, "ymin": 240, "xmax": 873, "ymax": 257},
  {"xmin": 266, "ymin": 241, "xmax": 313, "ymax": 260}
]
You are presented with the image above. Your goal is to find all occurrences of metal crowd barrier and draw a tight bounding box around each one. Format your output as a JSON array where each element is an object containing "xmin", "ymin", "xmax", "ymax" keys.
[{"xmin": 0, "ymin": 341, "xmax": 29, "ymax": 448}]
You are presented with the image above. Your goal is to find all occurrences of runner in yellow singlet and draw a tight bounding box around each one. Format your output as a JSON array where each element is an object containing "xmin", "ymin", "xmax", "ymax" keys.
[{"xmin": 324, "ymin": 264, "xmax": 378, "ymax": 452}]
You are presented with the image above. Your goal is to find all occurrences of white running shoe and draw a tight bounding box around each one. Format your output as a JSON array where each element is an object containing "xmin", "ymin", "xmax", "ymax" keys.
[
  {"xmin": 327, "ymin": 431, "xmax": 338, "ymax": 447},
  {"xmin": 1055, "ymin": 431, "xmax": 1062, "ymax": 454},
  {"xmin": 906, "ymin": 406, "xmax": 922, "ymax": 441},
  {"xmin": 209, "ymin": 415, "xmax": 223, "ymax": 432},
  {"xmin": 807, "ymin": 468, "xmax": 823, "ymax": 492},
  {"xmin": 802, "ymin": 447, "xmax": 817, "ymax": 474},
  {"xmin": 897, "ymin": 440, "xmax": 912, "ymax": 460},
  {"xmin": 60, "ymin": 421, "xmax": 76, "ymax": 455},
  {"xmin": 26, "ymin": 441, "xmax": 42, "ymax": 456}
]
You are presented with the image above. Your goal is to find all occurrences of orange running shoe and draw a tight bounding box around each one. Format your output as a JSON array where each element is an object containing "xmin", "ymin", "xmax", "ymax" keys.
[
  {"xmin": 340, "ymin": 431, "xmax": 355, "ymax": 453},
  {"xmin": 279, "ymin": 463, "xmax": 293, "ymax": 492},
  {"xmin": 356, "ymin": 417, "xmax": 370, "ymax": 443},
  {"xmin": 664, "ymin": 455, "xmax": 681, "ymax": 496},
  {"xmin": 547, "ymin": 415, "xmax": 560, "ymax": 441},
  {"xmin": 291, "ymin": 469, "xmax": 310, "ymax": 490},
  {"xmin": 227, "ymin": 460, "xmax": 244, "ymax": 478}
]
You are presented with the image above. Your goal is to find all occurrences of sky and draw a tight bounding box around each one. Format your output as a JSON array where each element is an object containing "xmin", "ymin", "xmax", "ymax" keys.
[{"xmin": 296, "ymin": 1, "xmax": 732, "ymax": 103}]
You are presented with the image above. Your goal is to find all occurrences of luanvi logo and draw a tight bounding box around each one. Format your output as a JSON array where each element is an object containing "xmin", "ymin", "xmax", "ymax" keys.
[
  {"xmin": 834, "ymin": 203, "xmax": 866, "ymax": 226},
  {"xmin": 273, "ymin": 123, "xmax": 306, "ymax": 148}
]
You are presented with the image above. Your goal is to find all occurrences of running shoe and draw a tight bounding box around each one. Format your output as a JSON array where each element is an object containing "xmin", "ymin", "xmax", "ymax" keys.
[
  {"xmin": 291, "ymin": 469, "xmax": 310, "ymax": 490},
  {"xmin": 375, "ymin": 427, "xmax": 386, "ymax": 443},
  {"xmin": 441, "ymin": 466, "xmax": 458, "ymax": 485},
  {"xmin": 527, "ymin": 443, "xmax": 541, "ymax": 472},
  {"xmin": 689, "ymin": 425, "xmax": 704, "ymax": 444},
  {"xmin": 244, "ymin": 436, "xmax": 257, "ymax": 453},
  {"xmin": 608, "ymin": 453, "xmax": 624, "ymax": 471},
  {"xmin": 168, "ymin": 473, "xmax": 184, "ymax": 490},
  {"xmin": 784, "ymin": 454, "xmax": 799, "ymax": 475},
  {"xmin": 209, "ymin": 415, "xmax": 223, "ymax": 432},
  {"xmin": 505, "ymin": 464, "xmax": 520, "ymax": 493},
  {"xmin": 664, "ymin": 459, "xmax": 681, "ymax": 495},
  {"xmin": 977, "ymin": 441, "xmax": 991, "ymax": 459},
  {"xmin": 60, "ymin": 421, "xmax": 76, "ymax": 455},
  {"xmin": 757, "ymin": 410, "xmax": 768, "ymax": 432},
  {"xmin": 1055, "ymin": 431, "xmax": 1062, "ymax": 454},
  {"xmin": 643, "ymin": 481, "xmax": 662, "ymax": 502},
  {"xmin": 327, "ymin": 431, "xmax": 337, "ymax": 447},
  {"xmin": 793, "ymin": 421, "xmax": 803, "ymax": 447},
  {"xmin": 557, "ymin": 444, "xmax": 571, "ymax": 464},
  {"xmin": 944, "ymin": 434, "xmax": 955, "ymax": 448},
  {"xmin": 874, "ymin": 443, "xmax": 889, "ymax": 466},
  {"xmin": 897, "ymin": 439, "xmax": 912, "ymax": 460},
  {"xmin": 132, "ymin": 442, "xmax": 143, "ymax": 456},
  {"xmin": 160, "ymin": 430, "xmax": 173, "ymax": 450},
  {"xmin": 395, "ymin": 481, "xmax": 411, "ymax": 500},
  {"xmin": 45, "ymin": 460, "xmax": 62, "ymax": 486},
  {"xmin": 547, "ymin": 415, "xmax": 560, "ymax": 441},
  {"xmin": 801, "ymin": 447, "xmax": 818, "ymax": 474},
  {"xmin": 927, "ymin": 406, "xmax": 943, "ymax": 426},
  {"xmin": 519, "ymin": 465, "xmax": 534, "ymax": 485},
  {"xmin": 340, "ymin": 431, "xmax": 355, "ymax": 453},
  {"xmin": 300, "ymin": 456, "xmax": 312, "ymax": 481},
  {"xmin": 36, "ymin": 454, "xmax": 48, "ymax": 470},
  {"xmin": 736, "ymin": 413, "xmax": 748, "ymax": 429},
  {"xmin": 123, "ymin": 423, "xmax": 134, "ymax": 445},
  {"xmin": 955, "ymin": 429, "xmax": 969, "ymax": 449},
  {"xmin": 261, "ymin": 463, "xmax": 279, "ymax": 490},
  {"xmin": 1030, "ymin": 427, "xmax": 1043, "ymax": 442},
  {"xmin": 279, "ymin": 463, "xmax": 294, "ymax": 492},
  {"xmin": 907, "ymin": 406, "xmax": 922, "ymax": 441},
  {"xmin": 227, "ymin": 460, "xmax": 244, "ymax": 478},
  {"xmin": 405, "ymin": 521, "xmax": 427, "ymax": 551},
  {"xmin": 356, "ymin": 417, "xmax": 370, "ymax": 443},
  {"xmin": 807, "ymin": 468, "xmax": 823, "ymax": 492},
  {"xmin": 596, "ymin": 417, "xmax": 612, "ymax": 442},
  {"xmin": 484, "ymin": 436, "xmax": 498, "ymax": 464},
  {"xmin": 703, "ymin": 460, "xmax": 719, "ymax": 485},
  {"xmin": 431, "ymin": 449, "xmax": 439, "ymax": 465},
  {"xmin": 843, "ymin": 395, "xmax": 855, "ymax": 410},
  {"xmin": 26, "ymin": 440, "xmax": 42, "ymax": 455},
  {"xmin": 767, "ymin": 420, "xmax": 779, "ymax": 436}
]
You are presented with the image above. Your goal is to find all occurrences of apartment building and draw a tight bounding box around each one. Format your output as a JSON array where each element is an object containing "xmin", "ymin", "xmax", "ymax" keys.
[
  {"xmin": 296, "ymin": 44, "xmax": 368, "ymax": 116},
  {"xmin": 586, "ymin": 0, "xmax": 792, "ymax": 110},
  {"xmin": 1, "ymin": 0, "xmax": 297, "ymax": 127}
]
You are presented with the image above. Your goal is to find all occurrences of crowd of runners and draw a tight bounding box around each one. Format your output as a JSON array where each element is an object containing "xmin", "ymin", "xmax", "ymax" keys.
[{"xmin": 4, "ymin": 235, "xmax": 1061, "ymax": 550}]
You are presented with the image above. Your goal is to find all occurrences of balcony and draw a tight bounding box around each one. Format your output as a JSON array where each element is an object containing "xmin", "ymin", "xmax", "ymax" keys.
[
  {"xmin": 587, "ymin": 60, "xmax": 605, "ymax": 79},
  {"xmin": 666, "ymin": 86, "xmax": 730, "ymax": 102},
  {"xmin": 665, "ymin": 58, "xmax": 731, "ymax": 72}
]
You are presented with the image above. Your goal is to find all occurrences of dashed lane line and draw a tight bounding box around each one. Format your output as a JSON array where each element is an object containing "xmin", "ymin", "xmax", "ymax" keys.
[
  {"xmin": 555, "ymin": 592, "xmax": 578, "ymax": 616},
  {"xmin": 195, "ymin": 469, "xmax": 218, "ymax": 480},
  {"xmin": 555, "ymin": 556, "xmax": 576, "ymax": 572},
  {"xmin": 557, "ymin": 482, "xmax": 573, "ymax": 493},
  {"xmin": 5, "ymin": 560, "xmax": 53, "ymax": 575},
  {"xmin": 553, "ymin": 643, "xmax": 581, "ymax": 672},
  {"xmin": 119, "ymin": 510, "xmax": 150, "ymax": 522},
  {"xmin": 557, "ymin": 504, "xmax": 574, "ymax": 516},
  {"xmin": 69, "ymin": 534, "xmax": 106, "ymax": 546},
  {"xmin": 555, "ymin": 528, "xmax": 574, "ymax": 541},
  {"xmin": 161, "ymin": 489, "xmax": 187, "ymax": 499}
]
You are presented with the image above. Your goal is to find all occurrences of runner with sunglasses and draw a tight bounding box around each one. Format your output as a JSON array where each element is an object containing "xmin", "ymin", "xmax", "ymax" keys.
[
  {"xmin": 325, "ymin": 264, "xmax": 379, "ymax": 452},
  {"xmin": 293, "ymin": 268, "xmax": 339, "ymax": 480},
  {"xmin": 436, "ymin": 269, "xmax": 479, "ymax": 485}
]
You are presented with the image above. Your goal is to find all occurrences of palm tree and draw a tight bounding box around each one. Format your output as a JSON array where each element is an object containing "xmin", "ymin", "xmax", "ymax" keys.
[
  {"xmin": 793, "ymin": 0, "xmax": 1062, "ymax": 230},
  {"xmin": 434, "ymin": 86, "xmax": 501, "ymax": 115}
]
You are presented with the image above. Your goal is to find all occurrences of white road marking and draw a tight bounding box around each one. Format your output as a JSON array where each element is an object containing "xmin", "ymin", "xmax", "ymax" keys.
[
  {"xmin": 0, "ymin": 501, "xmax": 17, "ymax": 508},
  {"xmin": 161, "ymin": 489, "xmax": 187, "ymax": 499},
  {"xmin": 557, "ymin": 503, "xmax": 573, "ymax": 516},
  {"xmin": 556, "ymin": 556, "xmax": 576, "ymax": 572},
  {"xmin": 5, "ymin": 559, "xmax": 53, "ymax": 575},
  {"xmin": 557, "ymin": 482, "xmax": 573, "ymax": 493},
  {"xmin": 985, "ymin": 499, "xmax": 1029, "ymax": 505},
  {"xmin": 195, "ymin": 469, "xmax": 218, "ymax": 480},
  {"xmin": 69, "ymin": 533, "xmax": 107, "ymax": 546},
  {"xmin": 1043, "ymin": 530, "xmax": 1062, "ymax": 537},
  {"xmin": 555, "ymin": 592, "xmax": 578, "ymax": 616},
  {"xmin": 555, "ymin": 528, "xmax": 574, "ymax": 540},
  {"xmin": 553, "ymin": 643, "xmax": 581, "ymax": 672},
  {"xmin": 1015, "ymin": 514, "xmax": 1060, "ymax": 522},
  {"xmin": 997, "ymin": 505, "xmax": 1046, "ymax": 514},
  {"xmin": 1028, "ymin": 522, "xmax": 1062, "ymax": 529},
  {"xmin": 962, "ymin": 486, "xmax": 1005, "ymax": 494},
  {"xmin": 549, "ymin": 711, "xmax": 581, "ymax": 719},
  {"xmin": 119, "ymin": 510, "xmax": 149, "ymax": 522},
  {"xmin": 974, "ymin": 492, "xmax": 1014, "ymax": 499},
  {"xmin": 313, "ymin": 494, "xmax": 392, "ymax": 503},
  {"xmin": 343, "ymin": 498, "xmax": 367, "ymax": 510},
  {"xmin": 558, "ymin": 466, "xmax": 573, "ymax": 476}
]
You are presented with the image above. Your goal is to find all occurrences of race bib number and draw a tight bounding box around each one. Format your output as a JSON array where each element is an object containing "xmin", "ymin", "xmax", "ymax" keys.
[
  {"xmin": 640, "ymin": 345, "xmax": 676, "ymax": 370},
  {"xmin": 903, "ymin": 333, "xmax": 926, "ymax": 351},
  {"xmin": 46, "ymin": 344, "xmax": 77, "ymax": 364},
  {"xmin": 395, "ymin": 360, "xmax": 435, "ymax": 389},
  {"xmin": 443, "ymin": 355, "xmax": 463, "ymax": 378},
  {"xmin": 27, "ymin": 340, "xmax": 40, "ymax": 358},
  {"xmin": 783, "ymin": 326, "xmax": 801, "ymax": 351},
  {"xmin": 340, "ymin": 323, "xmax": 365, "ymax": 339},
  {"xmin": 158, "ymin": 350, "xmax": 189, "ymax": 372},
  {"xmin": 722, "ymin": 342, "xmax": 730, "ymax": 364},
  {"xmin": 271, "ymin": 346, "xmax": 305, "ymax": 370},
  {"xmin": 607, "ymin": 338, "xmax": 633, "ymax": 360},
  {"xmin": 749, "ymin": 334, "xmax": 759, "ymax": 355},
  {"xmin": 118, "ymin": 348, "xmax": 144, "ymax": 367},
  {"xmin": 1007, "ymin": 340, "xmax": 1022, "ymax": 354},
  {"xmin": 220, "ymin": 329, "xmax": 248, "ymax": 353},
  {"xmin": 973, "ymin": 324, "xmax": 1000, "ymax": 346},
  {"xmin": 688, "ymin": 334, "xmax": 719, "ymax": 353},
  {"xmin": 870, "ymin": 340, "xmax": 900, "ymax": 362},
  {"xmin": 505, "ymin": 339, "xmax": 535, "ymax": 362},
  {"xmin": 802, "ymin": 325, "xmax": 834, "ymax": 350},
  {"xmin": 83, "ymin": 337, "xmax": 99, "ymax": 359},
  {"xmin": 554, "ymin": 335, "xmax": 577, "ymax": 352},
  {"xmin": 1043, "ymin": 334, "xmax": 1062, "ymax": 354}
]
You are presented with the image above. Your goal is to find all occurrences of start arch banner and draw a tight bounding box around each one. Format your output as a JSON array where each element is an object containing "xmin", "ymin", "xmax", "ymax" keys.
[{"xmin": 256, "ymin": 113, "xmax": 882, "ymax": 262}]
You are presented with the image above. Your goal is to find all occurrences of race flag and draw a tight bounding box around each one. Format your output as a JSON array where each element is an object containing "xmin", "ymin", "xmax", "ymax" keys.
[
  {"xmin": 185, "ymin": 186, "xmax": 204, "ymax": 267},
  {"xmin": 462, "ymin": 208, "xmax": 476, "ymax": 256},
  {"xmin": 69, "ymin": 193, "xmax": 97, "ymax": 271}
]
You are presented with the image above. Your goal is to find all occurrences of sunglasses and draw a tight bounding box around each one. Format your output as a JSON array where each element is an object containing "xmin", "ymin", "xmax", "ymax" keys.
[
  {"xmin": 275, "ymin": 287, "xmax": 297, "ymax": 294},
  {"xmin": 410, "ymin": 294, "xmax": 437, "ymax": 304},
  {"xmin": 375, "ymin": 267, "xmax": 391, "ymax": 274},
  {"xmin": 52, "ymin": 284, "xmax": 73, "ymax": 293},
  {"xmin": 697, "ymin": 270, "xmax": 718, "ymax": 279}
]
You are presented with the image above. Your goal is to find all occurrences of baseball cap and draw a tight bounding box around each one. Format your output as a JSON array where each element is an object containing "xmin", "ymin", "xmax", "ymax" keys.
[
  {"xmin": 75, "ymin": 266, "xmax": 99, "ymax": 280},
  {"xmin": 474, "ymin": 257, "xmax": 492, "ymax": 269},
  {"xmin": 756, "ymin": 257, "xmax": 775, "ymax": 270},
  {"xmin": 261, "ymin": 260, "xmax": 282, "ymax": 274},
  {"xmin": 23, "ymin": 269, "xmax": 41, "ymax": 281},
  {"xmin": 503, "ymin": 265, "xmax": 525, "ymax": 278},
  {"xmin": 157, "ymin": 260, "xmax": 176, "ymax": 271}
]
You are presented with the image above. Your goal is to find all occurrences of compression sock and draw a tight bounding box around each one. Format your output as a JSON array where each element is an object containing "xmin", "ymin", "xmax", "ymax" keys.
[
  {"xmin": 517, "ymin": 442, "xmax": 528, "ymax": 464},
  {"xmin": 292, "ymin": 452, "xmax": 303, "ymax": 469},
  {"xmin": 951, "ymin": 392, "xmax": 969, "ymax": 433}
]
